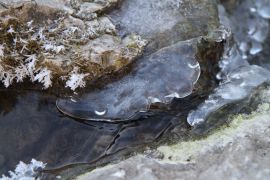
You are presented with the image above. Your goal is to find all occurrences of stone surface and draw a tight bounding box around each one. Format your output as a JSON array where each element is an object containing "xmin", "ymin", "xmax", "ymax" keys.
[
  {"xmin": 110, "ymin": 0, "xmax": 220, "ymax": 52},
  {"xmin": 77, "ymin": 87, "xmax": 270, "ymax": 180}
]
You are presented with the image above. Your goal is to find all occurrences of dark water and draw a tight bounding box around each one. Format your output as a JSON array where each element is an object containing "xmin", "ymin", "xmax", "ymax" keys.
[{"xmin": 0, "ymin": 89, "xmax": 178, "ymax": 176}]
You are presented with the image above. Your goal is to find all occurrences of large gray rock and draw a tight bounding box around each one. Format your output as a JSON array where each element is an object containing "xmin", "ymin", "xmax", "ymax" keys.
[{"xmin": 77, "ymin": 88, "xmax": 270, "ymax": 180}]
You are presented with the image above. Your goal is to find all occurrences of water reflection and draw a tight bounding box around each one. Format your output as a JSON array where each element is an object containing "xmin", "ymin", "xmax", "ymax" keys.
[{"xmin": 0, "ymin": 89, "xmax": 173, "ymax": 176}]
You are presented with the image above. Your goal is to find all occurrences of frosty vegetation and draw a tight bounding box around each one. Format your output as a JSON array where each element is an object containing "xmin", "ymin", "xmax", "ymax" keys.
[
  {"xmin": 0, "ymin": 159, "xmax": 46, "ymax": 180},
  {"xmin": 0, "ymin": 2, "xmax": 146, "ymax": 90}
]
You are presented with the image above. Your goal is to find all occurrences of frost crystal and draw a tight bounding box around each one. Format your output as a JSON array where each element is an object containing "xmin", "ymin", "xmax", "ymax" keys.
[
  {"xmin": 187, "ymin": 0, "xmax": 270, "ymax": 126},
  {"xmin": 0, "ymin": 44, "xmax": 4, "ymax": 57},
  {"xmin": 42, "ymin": 43, "xmax": 65, "ymax": 54},
  {"xmin": 0, "ymin": 159, "xmax": 46, "ymax": 180},
  {"xmin": 25, "ymin": 54, "xmax": 38, "ymax": 80},
  {"xmin": 7, "ymin": 26, "xmax": 15, "ymax": 34},
  {"xmin": 66, "ymin": 68, "xmax": 89, "ymax": 91},
  {"xmin": 37, "ymin": 28, "xmax": 46, "ymax": 41},
  {"xmin": 63, "ymin": 26, "xmax": 80, "ymax": 36},
  {"xmin": 14, "ymin": 65, "xmax": 29, "ymax": 83},
  {"xmin": 2, "ymin": 71, "xmax": 15, "ymax": 88},
  {"xmin": 34, "ymin": 68, "xmax": 52, "ymax": 89}
]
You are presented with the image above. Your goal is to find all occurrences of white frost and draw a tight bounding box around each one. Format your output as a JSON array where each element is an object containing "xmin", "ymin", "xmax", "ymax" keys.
[
  {"xmin": 42, "ymin": 43, "xmax": 65, "ymax": 54},
  {"xmin": 0, "ymin": 159, "xmax": 46, "ymax": 180},
  {"xmin": 65, "ymin": 68, "xmax": 89, "ymax": 91},
  {"xmin": 0, "ymin": 44, "xmax": 4, "ymax": 57},
  {"xmin": 7, "ymin": 26, "xmax": 15, "ymax": 34},
  {"xmin": 34, "ymin": 68, "xmax": 53, "ymax": 89},
  {"xmin": 25, "ymin": 54, "xmax": 38, "ymax": 80}
]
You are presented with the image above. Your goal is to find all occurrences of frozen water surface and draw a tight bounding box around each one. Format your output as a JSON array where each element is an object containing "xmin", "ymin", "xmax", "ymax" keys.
[
  {"xmin": 56, "ymin": 0, "xmax": 220, "ymax": 121},
  {"xmin": 57, "ymin": 0, "xmax": 270, "ymax": 124},
  {"xmin": 255, "ymin": 0, "xmax": 270, "ymax": 19},
  {"xmin": 188, "ymin": 64, "xmax": 270, "ymax": 126},
  {"xmin": 188, "ymin": 0, "xmax": 270, "ymax": 126},
  {"xmin": 57, "ymin": 40, "xmax": 200, "ymax": 121}
]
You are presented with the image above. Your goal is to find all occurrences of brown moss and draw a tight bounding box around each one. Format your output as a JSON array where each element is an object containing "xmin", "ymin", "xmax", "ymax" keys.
[
  {"xmin": 26, "ymin": 40, "xmax": 41, "ymax": 54},
  {"xmin": 194, "ymin": 38, "xmax": 225, "ymax": 95},
  {"xmin": 1, "ymin": 56, "xmax": 20, "ymax": 69},
  {"xmin": 0, "ymin": 2, "xmax": 145, "ymax": 92}
]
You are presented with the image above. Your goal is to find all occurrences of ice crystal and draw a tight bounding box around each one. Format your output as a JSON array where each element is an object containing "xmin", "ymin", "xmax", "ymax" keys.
[
  {"xmin": 63, "ymin": 26, "xmax": 80, "ymax": 36},
  {"xmin": 187, "ymin": 0, "xmax": 270, "ymax": 126},
  {"xmin": 7, "ymin": 26, "xmax": 15, "ymax": 34},
  {"xmin": 14, "ymin": 65, "xmax": 29, "ymax": 83},
  {"xmin": 0, "ymin": 159, "xmax": 46, "ymax": 180},
  {"xmin": 0, "ymin": 44, "xmax": 4, "ymax": 57},
  {"xmin": 34, "ymin": 68, "xmax": 52, "ymax": 89},
  {"xmin": 25, "ymin": 54, "xmax": 38, "ymax": 80},
  {"xmin": 42, "ymin": 43, "xmax": 65, "ymax": 54},
  {"xmin": 66, "ymin": 68, "xmax": 89, "ymax": 91},
  {"xmin": 2, "ymin": 71, "xmax": 15, "ymax": 88}
]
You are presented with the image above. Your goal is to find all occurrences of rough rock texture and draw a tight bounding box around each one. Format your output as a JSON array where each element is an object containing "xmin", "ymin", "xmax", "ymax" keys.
[
  {"xmin": 77, "ymin": 87, "xmax": 270, "ymax": 180},
  {"xmin": 0, "ymin": 0, "xmax": 146, "ymax": 90},
  {"xmin": 110, "ymin": 0, "xmax": 220, "ymax": 53}
]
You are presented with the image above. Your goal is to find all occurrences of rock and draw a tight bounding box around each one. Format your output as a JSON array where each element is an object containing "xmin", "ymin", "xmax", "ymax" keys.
[
  {"xmin": 0, "ymin": 0, "xmax": 223, "ymax": 93},
  {"xmin": 0, "ymin": 0, "xmax": 73, "ymax": 13},
  {"xmin": 110, "ymin": 0, "xmax": 220, "ymax": 52},
  {"xmin": 77, "ymin": 87, "xmax": 270, "ymax": 180},
  {"xmin": 75, "ymin": 0, "xmax": 120, "ymax": 20}
]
